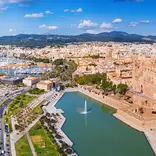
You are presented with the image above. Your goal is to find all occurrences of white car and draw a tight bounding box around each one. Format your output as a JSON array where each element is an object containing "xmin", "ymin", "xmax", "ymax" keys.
[{"xmin": 1, "ymin": 150, "xmax": 4, "ymax": 154}]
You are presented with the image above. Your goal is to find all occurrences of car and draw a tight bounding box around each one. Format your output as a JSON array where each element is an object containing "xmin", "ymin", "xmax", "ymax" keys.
[{"xmin": 1, "ymin": 150, "xmax": 4, "ymax": 154}]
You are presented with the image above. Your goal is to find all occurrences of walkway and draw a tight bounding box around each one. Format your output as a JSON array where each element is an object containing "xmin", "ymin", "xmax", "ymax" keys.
[
  {"xmin": 44, "ymin": 90, "xmax": 79, "ymax": 156},
  {"xmin": 10, "ymin": 115, "xmax": 43, "ymax": 156},
  {"xmin": 145, "ymin": 129, "xmax": 156, "ymax": 155},
  {"xmin": 26, "ymin": 133, "xmax": 37, "ymax": 156},
  {"xmin": 44, "ymin": 92, "xmax": 64, "ymax": 114},
  {"xmin": 10, "ymin": 91, "xmax": 55, "ymax": 156}
]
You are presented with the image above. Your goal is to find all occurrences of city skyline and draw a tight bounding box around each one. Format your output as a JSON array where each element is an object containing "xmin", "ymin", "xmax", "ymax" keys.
[{"xmin": 0, "ymin": 0, "xmax": 156, "ymax": 36}]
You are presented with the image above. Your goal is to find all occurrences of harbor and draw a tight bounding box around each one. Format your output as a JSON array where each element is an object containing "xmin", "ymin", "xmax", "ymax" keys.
[{"xmin": 0, "ymin": 56, "xmax": 52, "ymax": 76}]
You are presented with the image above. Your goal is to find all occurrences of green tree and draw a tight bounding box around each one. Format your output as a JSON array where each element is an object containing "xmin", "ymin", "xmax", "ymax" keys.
[
  {"xmin": 53, "ymin": 59, "xmax": 64, "ymax": 66},
  {"xmin": 116, "ymin": 84, "xmax": 128, "ymax": 94}
]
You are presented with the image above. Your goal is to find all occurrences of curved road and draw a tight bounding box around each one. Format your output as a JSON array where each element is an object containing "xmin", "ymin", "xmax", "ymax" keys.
[{"xmin": 0, "ymin": 88, "xmax": 29, "ymax": 156}]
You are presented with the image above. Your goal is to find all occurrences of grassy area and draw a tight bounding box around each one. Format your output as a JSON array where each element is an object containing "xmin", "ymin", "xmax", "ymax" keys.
[
  {"xmin": 15, "ymin": 135, "xmax": 32, "ymax": 156},
  {"xmin": 28, "ymin": 88, "xmax": 45, "ymax": 95},
  {"xmin": 8, "ymin": 94, "xmax": 36, "ymax": 115},
  {"xmin": 4, "ymin": 94, "xmax": 36, "ymax": 133},
  {"xmin": 33, "ymin": 104, "xmax": 43, "ymax": 115},
  {"xmin": 41, "ymin": 59, "xmax": 77, "ymax": 81},
  {"xmin": 29, "ymin": 121, "xmax": 60, "ymax": 156}
]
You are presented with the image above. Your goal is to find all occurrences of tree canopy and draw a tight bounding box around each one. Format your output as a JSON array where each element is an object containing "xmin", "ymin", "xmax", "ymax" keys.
[{"xmin": 75, "ymin": 73, "xmax": 129, "ymax": 95}]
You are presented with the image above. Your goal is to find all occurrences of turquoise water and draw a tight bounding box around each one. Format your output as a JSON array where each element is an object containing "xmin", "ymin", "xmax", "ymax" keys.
[{"xmin": 56, "ymin": 92, "xmax": 155, "ymax": 156}]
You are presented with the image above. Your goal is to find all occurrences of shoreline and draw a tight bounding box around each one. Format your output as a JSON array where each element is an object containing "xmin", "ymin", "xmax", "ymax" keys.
[{"xmin": 44, "ymin": 91, "xmax": 78, "ymax": 156}]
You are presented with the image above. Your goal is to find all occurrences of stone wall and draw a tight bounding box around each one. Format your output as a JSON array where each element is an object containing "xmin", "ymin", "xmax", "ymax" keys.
[
  {"xmin": 132, "ymin": 56, "xmax": 156, "ymax": 99},
  {"xmin": 133, "ymin": 95, "xmax": 156, "ymax": 110}
]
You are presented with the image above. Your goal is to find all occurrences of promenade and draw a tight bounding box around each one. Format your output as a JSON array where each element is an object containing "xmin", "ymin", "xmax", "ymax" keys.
[
  {"xmin": 44, "ymin": 91, "xmax": 74, "ymax": 147},
  {"xmin": 26, "ymin": 133, "xmax": 37, "ymax": 156},
  {"xmin": 44, "ymin": 91, "xmax": 78, "ymax": 155},
  {"xmin": 145, "ymin": 129, "xmax": 156, "ymax": 155}
]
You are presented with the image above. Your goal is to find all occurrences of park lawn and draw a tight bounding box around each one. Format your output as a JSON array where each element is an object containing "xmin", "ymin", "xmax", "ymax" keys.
[
  {"xmin": 28, "ymin": 88, "xmax": 45, "ymax": 95},
  {"xmin": 33, "ymin": 104, "xmax": 43, "ymax": 115},
  {"xmin": 29, "ymin": 121, "xmax": 60, "ymax": 156},
  {"xmin": 8, "ymin": 94, "xmax": 36, "ymax": 115},
  {"xmin": 15, "ymin": 135, "xmax": 32, "ymax": 156}
]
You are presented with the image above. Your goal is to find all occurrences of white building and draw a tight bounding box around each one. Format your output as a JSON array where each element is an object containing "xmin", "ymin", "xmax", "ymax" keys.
[{"xmin": 23, "ymin": 76, "xmax": 39, "ymax": 87}]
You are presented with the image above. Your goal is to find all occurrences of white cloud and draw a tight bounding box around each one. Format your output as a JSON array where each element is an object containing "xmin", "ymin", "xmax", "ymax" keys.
[
  {"xmin": 24, "ymin": 13, "xmax": 44, "ymax": 18},
  {"xmin": 139, "ymin": 20, "xmax": 150, "ymax": 24},
  {"xmin": 100, "ymin": 22, "xmax": 113, "ymax": 29},
  {"xmin": 128, "ymin": 20, "xmax": 149, "ymax": 27},
  {"xmin": 71, "ymin": 8, "xmax": 83, "ymax": 13},
  {"xmin": 76, "ymin": 8, "xmax": 83, "ymax": 12},
  {"xmin": 128, "ymin": 22, "xmax": 138, "ymax": 27},
  {"xmin": 112, "ymin": 18, "xmax": 122, "ymax": 23},
  {"xmin": 86, "ymin": 30, "xmax": 101, "ymax": 34},
  {"xmin": 64, "ymin": 9, "xmax": 69, "ymax": 12},
  {"xmin": 0, "ymin": 0, "xmax": 34, "ymax": 6},
  {"xmin": 86, "ymin": 30, "xmax": 98, "ymax": 34},
  {"xmin": 9, "ymin": 28, "xmax": 16, "ymax": 32},
  {"xmin": 8, "ymin": 0, "xmax": 33, "ymax": 3},
  {"xmin": 86, "ymin": 29, "xmax": 111, "ymax": 34},
  {"xmin": 39, "ymin": 24, "xmax": 57, "ymax": 30},
  {"xmin": 45, "ymin": 10, "xmax": 53, "ymax": 14},
  {"xmin": 64, "ymin": 8, "xmax": 83, "ymax": 13},
  {"xmin": 0, "ymin": 6, "xmax": 8, "ymax": 11},
  {"xmin": 78, "ymin": 20, "xmax": 98, "ymax": 29}
]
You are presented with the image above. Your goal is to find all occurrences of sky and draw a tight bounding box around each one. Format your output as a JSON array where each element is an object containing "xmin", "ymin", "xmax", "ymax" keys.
[{"xmin": 0, "ymin": 0, "xmax": 156, "ymax": 36}]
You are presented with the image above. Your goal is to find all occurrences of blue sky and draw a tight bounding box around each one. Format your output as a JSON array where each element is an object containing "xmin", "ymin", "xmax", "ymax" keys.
[{"xmin": 0, "ymin": 0, "xmax": 156, "ymax": 36}]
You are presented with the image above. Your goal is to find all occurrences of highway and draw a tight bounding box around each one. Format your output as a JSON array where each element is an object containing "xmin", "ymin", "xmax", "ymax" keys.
[
  {"xmin": 0, "ymin": 98, "xmax": 13, "ymax": 156},
  {"xmin": 0, "ymin": 88, "xmax": 29, "ymax": 156}
]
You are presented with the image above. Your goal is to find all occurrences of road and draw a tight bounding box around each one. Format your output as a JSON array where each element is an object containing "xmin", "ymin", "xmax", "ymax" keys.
[
  {"xmin": 0, "ymin": 88, "xmax": 29, "ymax": 156},
  {"xmin": 0, "ymin": 98, "xmax": 13, "ymax": 156}
]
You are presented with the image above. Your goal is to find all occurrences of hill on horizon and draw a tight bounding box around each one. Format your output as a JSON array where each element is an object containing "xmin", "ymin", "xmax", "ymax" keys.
[{"xmin": 0, "ymin": 31, "xmax": 155, "ymax": 48}]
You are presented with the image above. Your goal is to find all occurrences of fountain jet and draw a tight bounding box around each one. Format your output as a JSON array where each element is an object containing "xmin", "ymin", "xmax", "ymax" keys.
[{"xmin": 81, "ymin": 100, "xmax": 88, "ymax": 114}]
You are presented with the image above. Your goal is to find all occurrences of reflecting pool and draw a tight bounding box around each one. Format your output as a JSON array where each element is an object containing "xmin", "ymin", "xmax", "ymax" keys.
[{"xmin": 56, "ymin": 92, "xmax": 155, "ymax": 156}]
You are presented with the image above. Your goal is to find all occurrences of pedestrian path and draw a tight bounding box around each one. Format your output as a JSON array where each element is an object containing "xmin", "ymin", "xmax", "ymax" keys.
[
  {"xmin": 145, "ymin": 129, "xmax": 156, "ymax": 155},
  {"xmin": 26, "ymin": 133, "xmax": 37, "ymax": 156}
]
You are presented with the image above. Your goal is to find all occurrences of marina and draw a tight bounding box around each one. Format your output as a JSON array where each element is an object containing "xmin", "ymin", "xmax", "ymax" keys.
[
  {"xmin": 0, "ymin": 57, "xmax": 52, "ymax": 76},
  {"xmin": 0, "ymin": 66, "xmax": 51, "ymax": 76}
]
